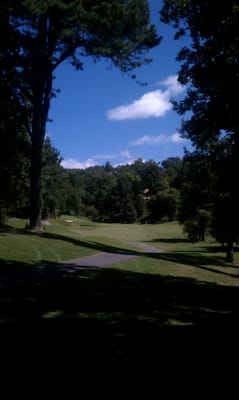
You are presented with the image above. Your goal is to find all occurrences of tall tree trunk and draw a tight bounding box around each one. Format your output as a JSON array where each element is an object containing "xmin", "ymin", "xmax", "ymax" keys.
[
  {"xmin": 28, "ymin": 11, "xmax": 54, "ymax": 231},
  {"xmin": 29, "ymin": 70, "xmax": 52, "ymax": 231},
  {"xmin": 226, "ymin": 239, "xmax": 234, "ymax": 263},
  {"xmin": 29, "ymin": 129, "xmax": 44, "ymax": 231}
]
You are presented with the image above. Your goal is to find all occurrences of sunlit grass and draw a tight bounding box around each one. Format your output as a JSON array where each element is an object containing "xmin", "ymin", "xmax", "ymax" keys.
[
  {"xmin": 111, "ymin": 252, "xmax": 239, "ymax": 287},
  {"xmin": 0, "ymin": 217, "xmax": 97, "ymax": 264},
  {"xmin": 0, "ymin": 216, "xmax": 238, "ymax": 287}
]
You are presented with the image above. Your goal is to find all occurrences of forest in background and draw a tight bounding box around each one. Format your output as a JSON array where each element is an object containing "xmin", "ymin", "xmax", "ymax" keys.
[{"xmin": 0, "ymin": 132, "xmax": 223, "ymax": 247}]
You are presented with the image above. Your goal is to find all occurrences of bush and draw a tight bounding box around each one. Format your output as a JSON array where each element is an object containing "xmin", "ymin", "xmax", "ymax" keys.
[
  {"xmin": 0, "ymin": 206, "xmax": 8, "ymax": 224},
  {"xmin": 183, "ymin": 220, "xmax": 201, "ymax": 242}
]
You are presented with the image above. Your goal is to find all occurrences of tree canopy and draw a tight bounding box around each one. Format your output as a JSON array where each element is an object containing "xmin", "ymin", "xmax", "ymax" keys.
[
  {"xmin": 0, "ymin": 0, "xmax": 160, "ymax": 230},
  {"xmin": 161, "ymin": 0, "xmax": 239, "ymax": 260},
  {"xmin": 161, "ymin": 0, "xmax": 239, "ymax": 147}
]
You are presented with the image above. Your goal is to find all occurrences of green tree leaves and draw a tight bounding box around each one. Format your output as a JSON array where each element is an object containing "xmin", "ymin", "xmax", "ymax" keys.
[
  {"xmin": 161, "ymin": 0, "xmax": 239, "ymax": 259},
  {"xmin": 1, "ymin": 0, "xmax": 160, "ymax": 230}
]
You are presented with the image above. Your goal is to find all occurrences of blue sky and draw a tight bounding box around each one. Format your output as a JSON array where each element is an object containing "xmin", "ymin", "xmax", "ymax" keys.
[{"xmin": 47, "ymin": 1, "xmax": 193, "ymax": 169}]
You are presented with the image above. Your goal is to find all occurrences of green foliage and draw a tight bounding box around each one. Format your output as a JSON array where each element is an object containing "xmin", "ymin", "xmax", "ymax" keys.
[
  {"xmin": 177, "ymin": 151, "xmax": 214, "ymax": 241},
  {"xmin": 131, "ymin": 159, "xmax": 169, "ymax": 194},
  {"xmin": 0, "ymin": 205, "xmax": 7, "ymax": 224},
  {"xmin": 183, "ymin": 209, "xmax": 212, "ymax": 242},
  {"xmin": 41, "ymin": 137, "xmax": 69, "ymax": 218},
  {"xmin": 0, "ymin": 121, "xmax": 31, "ymax": 218},
  {"xmin": 60, "ymin": 158, "xmax": 180, "ymax": 224},
  {"xmin": 149, "ymin": 188, "xmax": 180, "ymax": 223},
  {"xmin": 161, "ymin": 0, "xmax": 239, "ymax": 146},
  {"xmin": 161, "ymin": 0, "xmax": 239, "ymax": 259},
  {"xmin": 0, "ymin": 20, "xmax": 31, "ymax": 218},
  {"xmin": 1, "ymin": 0, "xmax": 160, "ymax": 230},
  {"xmin": 161, "ymin": 157, "xmax": 183, "ymax": 189}
]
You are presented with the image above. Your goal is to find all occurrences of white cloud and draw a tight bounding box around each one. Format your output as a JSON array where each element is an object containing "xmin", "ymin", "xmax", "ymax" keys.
[
  {"xmin": 159, "ymin": 75, "xmax": 184, "ymax": 96},
  {"xmin": 114, "ymin": 159, "xmax": 136, "ymax": 167},
  {"xmin": 107, "ymin": 91, "xmax": 172, "ymax": 120},
  {"xmin": 130, "ymin": 135, "xmax": 168, "ymax": 146},
  {"xmin": 61, "ymin": 150, "xmax": 134, "ymax": 169},
  {"xmin": 93, "ymin": 154, "xmax": 116, "ymax": 160},
  {"xmin": 171, "ymin": 133, "xmax": 185, "ymax": 143},
  {"xmin": 130, "ymin": 133, "xmax": 185, "ymax": 146},
  {"xmin": 119, "ymin": 149, "xmax": 132, "ymax": 159},
  {"xmin": 107, "ymin": 75, "xmax": 184, "ymax": 121},
  {"xmin": 61, "ymin": 158, "xmax": 96, "ymax": 169}
]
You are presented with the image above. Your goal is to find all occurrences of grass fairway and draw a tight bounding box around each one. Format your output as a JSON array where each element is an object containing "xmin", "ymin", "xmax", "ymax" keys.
[{"xmin": 0, "ymin": 217, "xmax": 239, "ymax": 397}]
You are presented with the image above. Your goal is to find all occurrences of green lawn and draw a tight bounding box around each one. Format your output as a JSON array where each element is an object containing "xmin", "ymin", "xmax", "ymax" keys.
[
  {"xmin": 1, "ymin": 216, "xmax": 239, "ymax": 286},
  {"xmin": 1, "ymin": 216, "xmax": 239, "ymax": 397}
]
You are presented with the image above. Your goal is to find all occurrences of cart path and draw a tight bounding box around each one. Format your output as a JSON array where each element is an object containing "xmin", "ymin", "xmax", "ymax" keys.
[
  {"xmin": 61, "ymin": 242, "xmax": 162, "ymax": 269},
  {"xmin": 127, "ymin": 242, "xmax": 162, "ymax": 253}
]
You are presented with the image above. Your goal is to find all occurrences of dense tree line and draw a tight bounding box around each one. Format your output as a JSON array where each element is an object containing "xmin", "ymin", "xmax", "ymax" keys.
[
  {"xmin": 0, "ymin": 130, "xmax": 184, "ymax": 225},
  {"xmin": 62, "ymin": 157, "xmax": 183, "ymax": 224}
]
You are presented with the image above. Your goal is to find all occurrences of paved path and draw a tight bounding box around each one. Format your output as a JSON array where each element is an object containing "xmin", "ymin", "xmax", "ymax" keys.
[
  {"xmin": 62, "ymin": 252, "xmax": 139, "ymax": 268},
  {"xmin": 61, "ymin": 242, "xmax": 161, "ymax": 269},
  {"xmin": 127, "ymin": 242, "xmax": 162, "ymax": 253}
]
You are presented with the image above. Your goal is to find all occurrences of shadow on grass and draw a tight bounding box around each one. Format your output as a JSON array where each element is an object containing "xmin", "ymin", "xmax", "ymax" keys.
[
  {"xmin": 0, "ymin": 258, "xmax": 239, "ymax": 396},
  {"xmin": 147, "ymin": 237, "xmax": 190, "ymax": 244},
  {"xmin": 203, "ymin": 245, "xmax": 239, "ymax": 253},
  {"xmin": 147, "ymin": 251, "xmax": 239, "ymax": 277},
  {"xmin": 42, "ymin": 232, "xmax": 141, "ymax": 255},
  {"xmin": 0, "ymin": 223, "xmax": 19, "ymax": 234},
  {"xmin": 0, "ymin": 224, "xmax": 140, "ymax": 256}
]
